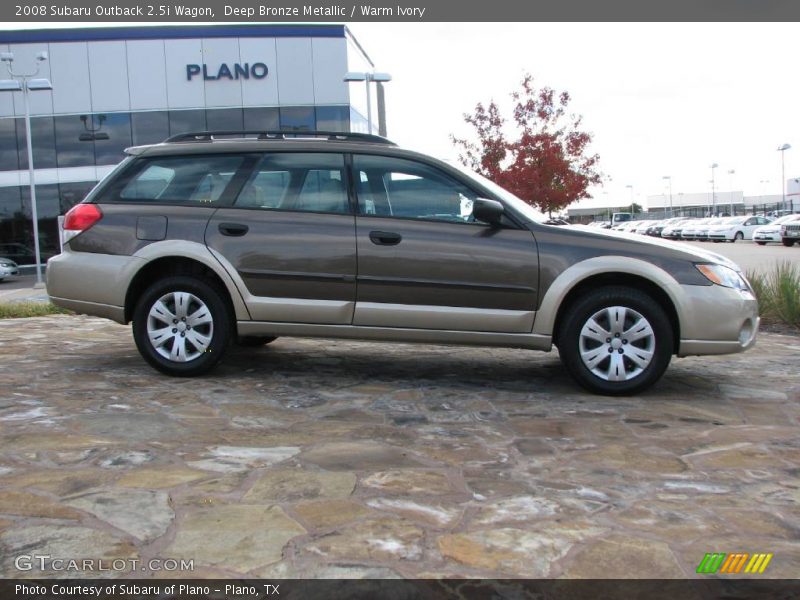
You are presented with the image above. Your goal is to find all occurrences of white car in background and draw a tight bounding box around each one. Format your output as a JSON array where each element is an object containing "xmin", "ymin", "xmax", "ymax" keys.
[
  {"xmin": 752, "ymin": 214, "xmax": 800, "ymax": 245},
  {"xmin": 707, "ymin": 215, "xmax": 772, "ymax": 242},
  {"xmin": 0, "ymin": 258, "xmax": 19, "ymax": 281}
]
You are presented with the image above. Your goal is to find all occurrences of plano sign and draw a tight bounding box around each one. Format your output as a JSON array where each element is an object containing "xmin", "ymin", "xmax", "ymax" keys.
[{"xmin": 186, "ymin": 62, "xmax": 269, "ymax": 81}]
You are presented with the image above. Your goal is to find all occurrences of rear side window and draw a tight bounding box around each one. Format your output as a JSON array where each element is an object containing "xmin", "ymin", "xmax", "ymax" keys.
[
  {"xmin": 108, "ymin": 155, "xmax": 246, "ymax": 204},
  {"xmin": 234, "ymin": 153, "xmax": 349, "ymax": 214}
]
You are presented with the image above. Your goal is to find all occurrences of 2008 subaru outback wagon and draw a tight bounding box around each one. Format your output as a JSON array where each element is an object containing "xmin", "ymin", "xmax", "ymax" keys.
[{"xmin": 47, "ymin": 131, "xmax": 759, "ymax": 395}]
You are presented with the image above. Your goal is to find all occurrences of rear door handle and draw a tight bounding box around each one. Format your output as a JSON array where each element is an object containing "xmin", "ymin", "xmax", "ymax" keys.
[
  {"xmin": 218, "ymin": 222, "xmax": 249, "ymax": 237},
  {"xmin": 369, "ymin": 231, "xmax": 402, "ymax": 246}
]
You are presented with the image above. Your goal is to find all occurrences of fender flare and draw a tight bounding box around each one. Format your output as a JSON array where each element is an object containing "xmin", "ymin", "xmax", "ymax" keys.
[
  {"xmin": 532, "ymin": 256, "xmax": 689, "ymax": 338},
  {"xmin": 132, "ymin": 240, "xmax": 251, "ymax": 321}
]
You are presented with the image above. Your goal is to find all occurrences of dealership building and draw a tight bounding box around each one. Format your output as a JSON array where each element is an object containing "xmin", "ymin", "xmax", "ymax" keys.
[{"xmin": 0, "ymin": 24, "xmax": 377, "ymax": 265}]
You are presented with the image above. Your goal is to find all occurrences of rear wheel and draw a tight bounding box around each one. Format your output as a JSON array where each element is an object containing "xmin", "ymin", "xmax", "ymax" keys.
[
  {"xmin": 756, "ymin": 241, "xmax": 767, "ymax": 246},
  {"xmin": 783, "ymin": 239, "xmax": 796, "ymax": 247},
  {"xmin": 732, "ymin": 231, "xmax": 743, "ymax": 242},
  {"xmin": 557, "ymin": 286, "xmax": 673, "ymax": 395},
  {"xmin": 132, "ymin": 276, "xmax": 232, "ymax": 376}
]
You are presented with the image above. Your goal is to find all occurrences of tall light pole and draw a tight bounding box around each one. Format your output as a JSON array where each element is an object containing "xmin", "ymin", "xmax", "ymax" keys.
[
  {"xmin": 710, "ymin": 163, "xmax": 718, "ymax": 216},
  {"xmin": 678, "ymin": 192, "xmax": 684, "ymax": 216},
  {"xmin": 343, "ymin": 71, "xmax": 392, "ymax": 135},
  {"xmin": 0, "ymin": 51, "xmax": 52, "ymax": 287},
  {"xmin": 778, "ymin": 144, "xmax": 791, "ymax": 211},
  {"xmin": 727, "ymin": 169, "xmax": 735, "ymax": 215},
  {"xmin": 626, "ymin": 184, "xmax": 634, "ymax": 214},
  {"xmin": 662, "ymin": 175, "xmax": 673, "ymax": 217}
]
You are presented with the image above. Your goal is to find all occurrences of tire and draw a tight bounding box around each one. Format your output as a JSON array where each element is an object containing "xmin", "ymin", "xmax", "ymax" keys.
[
  {"xmin": 733, "ymin": 231, "xmax": 743, "ymax": 242},
  {"xmin": 237, "ymin": 335, "xmax": 278, "ymax": 347},
  {"xmin": 557, "ymin": 286, "xmax": 673, "ymax": 396},
  {"xmin": 756, "ymin": 241, "xmax": 767, "ymax": 246},
  {"xmin": 132, "ymin": 275, "xmax": 232, "ymax": 377},
  {"xmin": 783, "ymin": 239, "xmax": 796, "ymax": 247}
]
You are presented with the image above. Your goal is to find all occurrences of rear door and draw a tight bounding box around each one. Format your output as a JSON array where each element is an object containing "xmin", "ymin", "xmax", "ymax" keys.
[
  {"xmin": 351, "ymin": 154, "xmax": 539, "ymax": 333},
  {"xmin": 205, "ymin": 152, "xmax": 357, "ymax": 324}
]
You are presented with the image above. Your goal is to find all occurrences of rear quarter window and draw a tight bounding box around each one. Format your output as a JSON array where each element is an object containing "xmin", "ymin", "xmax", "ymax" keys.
[{"xmin": 102, "ymin": 155, "xmax": 248, "ymax": 205}]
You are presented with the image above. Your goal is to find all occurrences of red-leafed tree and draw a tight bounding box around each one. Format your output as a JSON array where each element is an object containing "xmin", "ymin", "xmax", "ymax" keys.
[{"xmin": 451, "ymin": 74, "xmax": 602, "ymax": 216}]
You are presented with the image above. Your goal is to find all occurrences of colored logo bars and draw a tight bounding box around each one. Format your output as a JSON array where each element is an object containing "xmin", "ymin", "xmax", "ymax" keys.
[{"xmin": 696, "ymin": 552, "xmax": 773, "ymax": 574}]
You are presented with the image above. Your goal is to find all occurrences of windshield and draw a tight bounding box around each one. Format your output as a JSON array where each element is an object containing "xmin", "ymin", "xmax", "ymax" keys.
[{"xmin": 446, "ymin": 160, "xmax": 548, "ymax": 223}]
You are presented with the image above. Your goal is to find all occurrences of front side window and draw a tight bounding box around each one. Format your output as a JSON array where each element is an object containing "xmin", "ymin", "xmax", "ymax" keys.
[
  {"xmin": 234, "ymin": 153, "xmax": 348, "ymax": 214},
  {"xmin": 353, "ymin": 154, "xmax": 478, "ymax": 223},
  {"xmin": 113, "ymin": 155, "xmax": 245, "ymax": 204}
]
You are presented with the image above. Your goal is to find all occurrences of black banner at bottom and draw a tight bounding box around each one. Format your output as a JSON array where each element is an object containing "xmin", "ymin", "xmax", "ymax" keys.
[{"xmin": 2, "ymin": 579, "xmax": 800, "ymax": 600}]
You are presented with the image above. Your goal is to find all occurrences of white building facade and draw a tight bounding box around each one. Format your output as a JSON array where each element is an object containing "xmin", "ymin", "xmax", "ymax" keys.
[{"xmin": 0, "ymin": 24, "xmax": 376, "ymax": 264}]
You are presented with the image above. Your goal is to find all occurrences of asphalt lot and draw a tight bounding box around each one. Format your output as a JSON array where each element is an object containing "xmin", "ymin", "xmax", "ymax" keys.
[
  {"xmin": 0, "ymin": 315, "xmax": 798, "ymax": 579},
  {"xmin": 683, "ymin": 240, "xmax": 799, "ymax": 274}
]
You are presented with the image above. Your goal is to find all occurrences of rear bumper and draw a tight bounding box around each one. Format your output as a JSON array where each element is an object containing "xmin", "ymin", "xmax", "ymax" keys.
[{"xmin": 47, "ymin": 249, "xmax": 143, "ymax": 324}]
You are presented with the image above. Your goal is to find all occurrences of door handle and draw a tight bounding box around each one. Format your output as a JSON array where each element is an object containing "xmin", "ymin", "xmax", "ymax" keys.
[
  {"xmin": 218, "ymin": 222, "xmax": 249, "ymax": 237},
  {"xmin": 369, "ymin": 231, "xmax": 402, "ymax": 246}
]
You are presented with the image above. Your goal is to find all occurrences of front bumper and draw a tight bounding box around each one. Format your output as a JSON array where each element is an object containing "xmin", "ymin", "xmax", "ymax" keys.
[{"xmin": 677, "ymin": 283, "xmax": 759, "ymax": 357}]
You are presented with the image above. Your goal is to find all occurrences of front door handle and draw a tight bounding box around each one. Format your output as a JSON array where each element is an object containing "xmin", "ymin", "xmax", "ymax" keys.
[
  {"xmin": 218, "ymin": 222, "xmax": 249, "ymax": 237},
  {"xmin": 369, "ymin": 230, "xmax": 402, "ymax": 246}
]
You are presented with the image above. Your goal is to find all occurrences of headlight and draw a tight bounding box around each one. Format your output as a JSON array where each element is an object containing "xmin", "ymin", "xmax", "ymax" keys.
[{"xmin": 696, "ymin": 264, "xmax": 750, "ymax": 291}]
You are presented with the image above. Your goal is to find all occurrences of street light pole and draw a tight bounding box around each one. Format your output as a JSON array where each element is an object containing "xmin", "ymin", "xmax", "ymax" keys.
[
  {"xmin": 0, "ymin": 51, "xmax": 52, "ymax": 287},
  {"xmin": 626, "ymin": 184, "xmax": 634, "ymax": 214},
  {"xmin": 727, "ymin": 169, "xmax": 735, "ymax": 215},
  {"xmin": 344, "ymin": 71, "xmax": 392, "ymax": 134},
  {"xmin": 710, "ymin": 163, "xmax": 718, "ymax": 216},
  {"xmin": 662, "ymin": 175, "xmax": 673, "ymax": 217},
  {"xmin": 778, "ymin": 144, "xmax": 791, "ymax": 211}
]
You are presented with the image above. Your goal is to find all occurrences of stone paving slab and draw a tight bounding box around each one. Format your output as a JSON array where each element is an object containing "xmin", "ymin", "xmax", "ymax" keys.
[{"xmin": 0, "ymin": 315, "xmax": 798, "ymax": 579}]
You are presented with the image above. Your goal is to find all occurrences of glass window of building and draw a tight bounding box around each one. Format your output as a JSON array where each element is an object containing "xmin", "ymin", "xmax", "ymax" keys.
[
  {"xmin": 279, "ymin": 107, "xmax": 315, "ymax": 132},
  {"xmin": 93, "ymin": 113, "xmax": 132, "ymax": 166},
  {"xmin": 315, "ymin": 106, "xmax": 349, "ymax": 132},
  {"xmin": 206, "ymin": 108, "xmax": 244, "ymax": 132},
  {"xmin": 243, "ymin": 107, "xmax": 280, "ymax": 131},
  {"xmin": 168, "ymin": 110, "xmax": 207, "ymax": 137},
  {"xmin": 55, "ymin": 115, "xmax": 96, "ymax": 168},
  {"xmin": 17, "ymin": 116, "xmax": 57, "ymax": 170},
  {"xmin": 58, "ymin": 181, "xmax": 96, "ymax": 214},
  {"xmin": 132, "ymin": 111, "xmax": 169, "ymax": 146},
  {"xmin": 0, "ymin": 118, "xmax": 19, "ymax": 171}
]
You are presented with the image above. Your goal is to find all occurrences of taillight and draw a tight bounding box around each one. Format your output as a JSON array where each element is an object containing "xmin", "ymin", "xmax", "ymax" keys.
[{"xmin": 64, "ymin": 203, "xmax": 102, "ymax": 232}]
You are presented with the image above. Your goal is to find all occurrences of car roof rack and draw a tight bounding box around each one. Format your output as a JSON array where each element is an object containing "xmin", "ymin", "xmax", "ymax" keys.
[{"xmin": 164, "ymin": 130, "xmax": 396, "ymax": 145}]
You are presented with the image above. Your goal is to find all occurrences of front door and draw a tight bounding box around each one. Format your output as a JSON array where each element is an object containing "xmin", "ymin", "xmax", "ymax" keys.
[
  {"xmin": 206, "ymin": 152, "xmax": 357, "ymax": 324},
  {"xmin": 351, "ymin": 154, "xmax": 539, "ymax": 333}
]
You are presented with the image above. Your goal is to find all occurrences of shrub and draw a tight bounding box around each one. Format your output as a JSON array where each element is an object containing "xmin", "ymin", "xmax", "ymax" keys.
[
  {"xmin": 0, "ymin": 302, "xmax": 73, "ymax": 319},
  {"xmin": 746, "ymin": 262, "xmax": 800, "ymax": 329}
]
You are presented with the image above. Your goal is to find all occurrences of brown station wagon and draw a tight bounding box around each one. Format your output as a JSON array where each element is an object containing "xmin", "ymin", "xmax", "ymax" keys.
[{"xmin": 48, "ymin": 131, "xmax": 759, "ymax": 395}]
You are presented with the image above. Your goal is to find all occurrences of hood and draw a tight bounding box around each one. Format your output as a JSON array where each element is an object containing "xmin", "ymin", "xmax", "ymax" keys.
[{"xmin": 564, "ymin": 225, "xmax": 742, "ymax": 271}]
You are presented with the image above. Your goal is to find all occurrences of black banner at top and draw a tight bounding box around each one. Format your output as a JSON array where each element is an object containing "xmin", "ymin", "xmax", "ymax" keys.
[{"xmin": 3, "ymin": 0, "xmax": 800, "ymax": 23}]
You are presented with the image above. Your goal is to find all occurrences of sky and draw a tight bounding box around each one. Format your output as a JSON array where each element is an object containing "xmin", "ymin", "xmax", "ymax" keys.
[
  {"xmin": 4, "ymin": 21, "xmax": 798, "ymax": 210},
  {"xmin": 345, "ymin": 23, "xmax": 798, "ymax": 210}
]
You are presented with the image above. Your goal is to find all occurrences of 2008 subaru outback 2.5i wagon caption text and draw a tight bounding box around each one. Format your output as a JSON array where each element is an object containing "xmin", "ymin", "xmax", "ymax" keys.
[{"xmin": 47, "ymin": 131, "xmax": 758, "ymax": 395}]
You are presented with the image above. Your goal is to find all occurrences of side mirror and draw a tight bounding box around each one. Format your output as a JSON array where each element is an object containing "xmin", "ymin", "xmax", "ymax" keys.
[{"xmin": 473, "ymin": 198, "xmax": 504, "ymax": 226}]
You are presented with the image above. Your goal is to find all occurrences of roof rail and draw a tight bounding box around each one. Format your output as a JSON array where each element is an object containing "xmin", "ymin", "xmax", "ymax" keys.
[{"xmin": 163, "ymin": 130, "xmax": 395, "ymax": 145}]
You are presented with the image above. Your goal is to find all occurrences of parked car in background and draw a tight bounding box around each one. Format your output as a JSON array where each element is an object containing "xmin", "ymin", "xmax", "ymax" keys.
[
  {"xmin": 681, "ymin": 218, "xmax": 711, "ymax": 241},
  {"xmin": 0, "ymin": 243, "xmax": 54, "ymax": 265},
  {"xmin": 753, "ymin": 214, "xmax": 800, "ymax": 245},
  {"xmin": 661, "ymin": 218, "xmax": 692, "ymax": 240},
  {"xmin": 0, "ymin": 258, "xmax": 19, "ymax": 281},
  {"xmin": 695, "ymin": 217, "xmax": 728, "ymax": 242},
  {"xmin": 47, "ymin": 130, "xmax": 759, "ymax": 396},
  {"xmin": 707, "ymin": 215, "xmax": 772, "ymax": 243},
  {"xmin": 782, "ymin": 220, "xmax": 800, "ymax": 246}
]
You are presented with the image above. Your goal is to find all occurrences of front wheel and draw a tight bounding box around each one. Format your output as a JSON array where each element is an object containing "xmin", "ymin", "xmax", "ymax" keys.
[
  {"xmin": 783, "ymin": 239, "xmax": 796, "ymax": 247},
  {"xmin": 756, "ymin": 241, "xmax": 767, "ymax": 246},
  {"xmin": 132, "ymin": 276, "xmax": 232, "ymax": 377},
  {"xmin": 732, "ymin": 231, "xmax": 743, "ymax": 242},
  {"xmin": 557, "ymin": 286, "xmax": 673, "ymax": 396}
]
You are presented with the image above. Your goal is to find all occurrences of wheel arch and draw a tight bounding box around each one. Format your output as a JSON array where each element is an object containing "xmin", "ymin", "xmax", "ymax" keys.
[
  {"xmin": 125, "ymin": 241, "xmax": 250, "ymax": 324},
  {"xmin": 535, "ymin": 257, "xmax": 684, "ymax": 354}
]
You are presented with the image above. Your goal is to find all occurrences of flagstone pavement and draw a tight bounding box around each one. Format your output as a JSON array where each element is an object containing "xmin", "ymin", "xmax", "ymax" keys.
[{"xmin": 0, "ymin": 315, "xmax": 798, "ymax": 579}]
